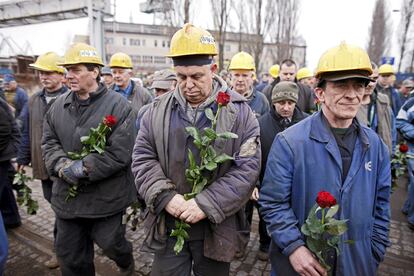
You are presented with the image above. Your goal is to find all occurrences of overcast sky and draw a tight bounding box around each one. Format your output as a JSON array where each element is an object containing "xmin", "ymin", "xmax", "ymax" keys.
[{"xmin": 0, "ymin": 0, "xmax": 403, "ymax": 70}]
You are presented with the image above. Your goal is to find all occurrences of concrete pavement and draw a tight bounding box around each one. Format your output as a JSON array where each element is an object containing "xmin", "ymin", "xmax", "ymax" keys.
[{"xmin": 4, "ymin": 171, "xmax": 414, "ymax": 275}]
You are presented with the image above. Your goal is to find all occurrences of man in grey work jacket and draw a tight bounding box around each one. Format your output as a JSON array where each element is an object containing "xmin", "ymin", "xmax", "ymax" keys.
[
  {"xmin": 132, "ymin": 24, "xmax": 261, "ymax": 276},
  {"xmin": 42, "ymin": 43, "xmax": 136, "ymax": 276}
]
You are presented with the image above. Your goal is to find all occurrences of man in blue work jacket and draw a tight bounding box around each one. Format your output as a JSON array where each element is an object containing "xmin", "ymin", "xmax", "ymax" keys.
[{"xmin": 259, "ymin": 42, "xmax": 391, "ymax": 276}]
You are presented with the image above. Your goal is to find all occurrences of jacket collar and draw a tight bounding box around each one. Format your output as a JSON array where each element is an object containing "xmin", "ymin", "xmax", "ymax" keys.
[
  {"xmin": 309, "ymin": 111, "xmax": 370, "ymax": 149},
  {"xmin": 63, "ymin": 83, "xmax": 107, "ymax": 107},
  {"xmin": 41, "ymin": 85, "xmax": 68, "ymax": 97}
]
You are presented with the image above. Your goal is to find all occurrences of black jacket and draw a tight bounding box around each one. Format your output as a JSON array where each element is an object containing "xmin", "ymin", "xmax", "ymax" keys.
[
  {"xmin": 42, "ymin": 84, "xmax": 137, "ymax": 218},
  {"xmin": 0, "ymin": 98, "xmax": 20, "ymax": 161},
  {"xmin": 258, "ymin": 106, "xmax": 308, "ymax": 182}
]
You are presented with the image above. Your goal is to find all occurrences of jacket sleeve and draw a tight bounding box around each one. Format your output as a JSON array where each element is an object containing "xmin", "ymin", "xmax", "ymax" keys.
[
  {"xmin": 396, "ymin": 106, "xmax": 414, "ymax": 141},
  {"xmin": 259, "ymin": 134, "xmax": 305, "ymax": 256},
  {"xmin": 390, "ymin": 109, "xmax": 397, "ymax": 154},
  {"xmin": 131, "ymin": 107, "xmax": 176, "ymax": 214},
  {"xmin": 0, "ymin": 100, "xmax": 12, "ymax": 153},
  {"xmin": 82, "ymin": 104, "xmax": 136, "ymax": 182},
  {"xmin": 42, "ymin": 108, "xmax": 70, "ymax": 176},
  {"xmin": 15, "ymin": 89, "xmax": 28, "ymax": 118},
  {"xmin": 16, "ymin": 103, "xmax": 31, "ymax": 165},
  {"xmin": 371, "ymin": 140, "xmax": 391, "ymax": 263},
  {"xmin": 195, "ymin": 104, "xmax": 261, "ymax": 224}
]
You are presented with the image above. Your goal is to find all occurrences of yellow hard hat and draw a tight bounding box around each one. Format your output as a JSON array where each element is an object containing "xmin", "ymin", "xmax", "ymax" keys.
[
  {"xmin": 269, "ymin": 64, "xmax": 280, "ymax": 78},
  {"xmin": 296, "ymin": 67, "xmax": 313, "ymax": 80},
  {"xmin": 29, "ymin": 52, "xmax": 65, "ymax": 74},
  {"xmin": 58, "ymin": 43, "xmax": 104, "ymax": 67},
  {"xmin": 228, "ymin": 51, "xmax": 255, "ymax": 71},
  {"xmin": 315, "ymin": 42, "xmax": 372, "ymax": 79},
  {"xmin": 167, "ymin": 23, "xmax": 218, "ymax": 57},
  {"xmin": 109, "ymin": 52, "xmax": 133, "ymax": 69},
  {"xmin": 378, "ymin": 64, "xmax": 394, "ymax": 75}
]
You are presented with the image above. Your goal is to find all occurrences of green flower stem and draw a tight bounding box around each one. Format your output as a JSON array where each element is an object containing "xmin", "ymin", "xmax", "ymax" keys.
[
  {"xmin": 211, "ymin": 105, "xmax": 222, "ymax": 131},
  {"xmin": 321, "ymin": 208, "xmax": 325, "ymax": 225}
]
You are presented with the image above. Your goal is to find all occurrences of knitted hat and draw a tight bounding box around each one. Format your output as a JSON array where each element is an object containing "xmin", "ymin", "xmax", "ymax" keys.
[{"xmin": 271, "ymin": 81, "xmax": 299, "ymax": 103}]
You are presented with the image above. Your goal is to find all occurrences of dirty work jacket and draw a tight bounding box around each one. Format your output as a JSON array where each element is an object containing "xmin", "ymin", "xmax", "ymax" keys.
[
  {"xmin": 132, "ymin": 75, "xmax": 261, "ymax": 262},
  {"xmin": 356, "ymin": 91, "xmax": 395, "ymax": 155},
  {"xmin": 42, "ymin": 84, "xmax": 136, "ymax": 218},
  {"xmin": 259, "ymin": 111, "xmax": 391, "ymax": 276}
]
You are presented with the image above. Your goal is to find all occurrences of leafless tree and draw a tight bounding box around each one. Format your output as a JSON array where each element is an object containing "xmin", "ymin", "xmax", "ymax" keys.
[
  {"xmin": 269, "ymin": 0, "xmax": 300, "ymax": 62},
  {"xmin": 367, "ymin": 0, "xmax": 392, "ymax": 65},
  {"xmin": 211, "ymin": 0, "xmax": 231, "ymax": 71},
  {"xmin": 231, "ymin": 0, "xmax": 275, "ymax": 71},
  {"xmin": 230, "ymin": 0, "xmax": 302, "ymax": 71},
  {"xmin": 397, "ymin": 0, "xmax": 414, "ymax": 72}
]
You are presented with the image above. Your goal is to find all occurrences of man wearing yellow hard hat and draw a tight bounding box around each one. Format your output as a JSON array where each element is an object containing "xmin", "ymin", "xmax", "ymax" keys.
[
  {"xmin": 296, "ymin": 67, "xmax": 315, "ymax": 89},
  {"xmin": 262, "ymin": 59, "xmax": 315, "ymax": 113},
  {"xmin": 377, "ymin": 64, "xmax": 402, "ymax": 115},
  {"xmin": 109, "ymin": 52, "xmax": 153, "ymax": 113},
  {"xmin": 228, "ymin": 51, "xmax": 269, "ymax": 117},
  {"xmin": 16, "ymin": 52, "xmax": 68, "ymax": 269},
  {"xmin": 260, "ymin": 42, "xmax": 390, "ymax": 275},
  {"xmin": 132, "ymin": 24, "xmax": 261, "ymax": 275},
  {"xmin": 42, "ymin": 43, "xmax": 136, "ymax": 275}
]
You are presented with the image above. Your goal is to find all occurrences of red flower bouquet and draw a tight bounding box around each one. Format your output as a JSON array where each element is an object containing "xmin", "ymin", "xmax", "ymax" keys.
[
  {"xmin": 66, "ymin": 115, "xmax": 117, "ymax": 200},
  {"xmin": 301, "ymin": 191, "xmax": 352, "ymax": 274}
]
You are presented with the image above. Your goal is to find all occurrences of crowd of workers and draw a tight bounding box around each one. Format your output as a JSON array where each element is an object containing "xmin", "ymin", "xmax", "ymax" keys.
[{"xmin": 0, "ymin": 22, "xmax": 414, "ymax": 276}]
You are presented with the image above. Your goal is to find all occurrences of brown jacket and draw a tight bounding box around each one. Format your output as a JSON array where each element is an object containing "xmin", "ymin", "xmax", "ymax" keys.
[
  {"xmin": 357, "ymin": 92, "xmax": 393, "ymax": 153},
  {"xmin": 17, "ymin": 87, "xmax": 67, "ymax": 179},
  {"xmin": 132, "ymin": 76, "xmax": 261, "ymax": 262}
]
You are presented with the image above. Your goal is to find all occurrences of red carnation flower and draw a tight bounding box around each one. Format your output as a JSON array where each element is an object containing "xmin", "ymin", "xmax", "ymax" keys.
[
  {"xmin": 216, "ymin": 91, "xmax": 230, "ymax": 106},
  {"xmin": 103, "ymin": 115, "xmax": 117, "ymax": 128},
  {"xmin": 316, "ymin": 190, "xmax": 337, "ymax": 209},
  {"xmin": 399, "ymin": 143, "xmax": 409, "ymax": 153}
]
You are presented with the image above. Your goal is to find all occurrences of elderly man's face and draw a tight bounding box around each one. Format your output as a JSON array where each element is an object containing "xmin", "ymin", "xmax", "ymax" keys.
[
  {"xmin": 175, "ymin": 64, "xmax": 215, "ymax": 106},
  {"xmin": 102, "ymin": 74, "xmax": 114, "ymax": 88},
  {"xmin": 39, "ymin": 71, "xmax": 64, "ymax": 92},
  {"xmin": 279, "ymin": 64, "xmax": 297, "ymax": 82},
  {"xmin": 230, "ymin": 69, "xmax": 254, "ymax": 96},
  {"xmin": 112, "ymin": 68, "xmax": 131, "ymax": 89},
  {"xmin": 315, "ymin": 78, "xmax": 366, "ymax": 121}
]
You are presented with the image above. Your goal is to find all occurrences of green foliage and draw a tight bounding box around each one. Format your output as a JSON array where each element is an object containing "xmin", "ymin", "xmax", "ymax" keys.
[
  {"xmin": 65, "ymin": 120, "xmax": 113, "ymax": 200},
  {"xmin": 13, "ymin": 171, "xmax": 38, "ymax": 215},
  {"xmin": 301, "ymin": 203, "xmax": 351, "ymax": 273},
  {"xmin": 124, "ymin": 201, "xmax": 142, "ymax": 231},
  {"xmin": 172, "ymin": 104, "xmax": 238, "ymax": 254}
]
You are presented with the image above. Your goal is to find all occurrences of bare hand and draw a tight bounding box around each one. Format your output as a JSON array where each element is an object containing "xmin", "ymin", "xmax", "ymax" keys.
[
  {"xmin": 179, "ymin": 198, "xmax": 206, "ymax": 224},
  {"xmin": 289, "ymin": 246, "xmax": 327, "ymax": 276},
  {"xmin": 250, "ymin": 187, "xmax": 259, "ymax": 201},
  {"xmin": 165, "ymin": 194, "xmax": 187, "ymax": 218},
  {"xmin": 17, "ymin": 164, "xmax": 25, "ymax": 173}
]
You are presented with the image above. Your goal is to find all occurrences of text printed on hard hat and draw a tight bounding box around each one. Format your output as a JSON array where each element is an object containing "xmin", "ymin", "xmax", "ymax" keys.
[
  {"xmin": 200, "ymin": 35, "xmax": 215, "ymax": 45},
  {"xmin": 79, "ymin": 50, "xmax": 99, "ymax": 57}
]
